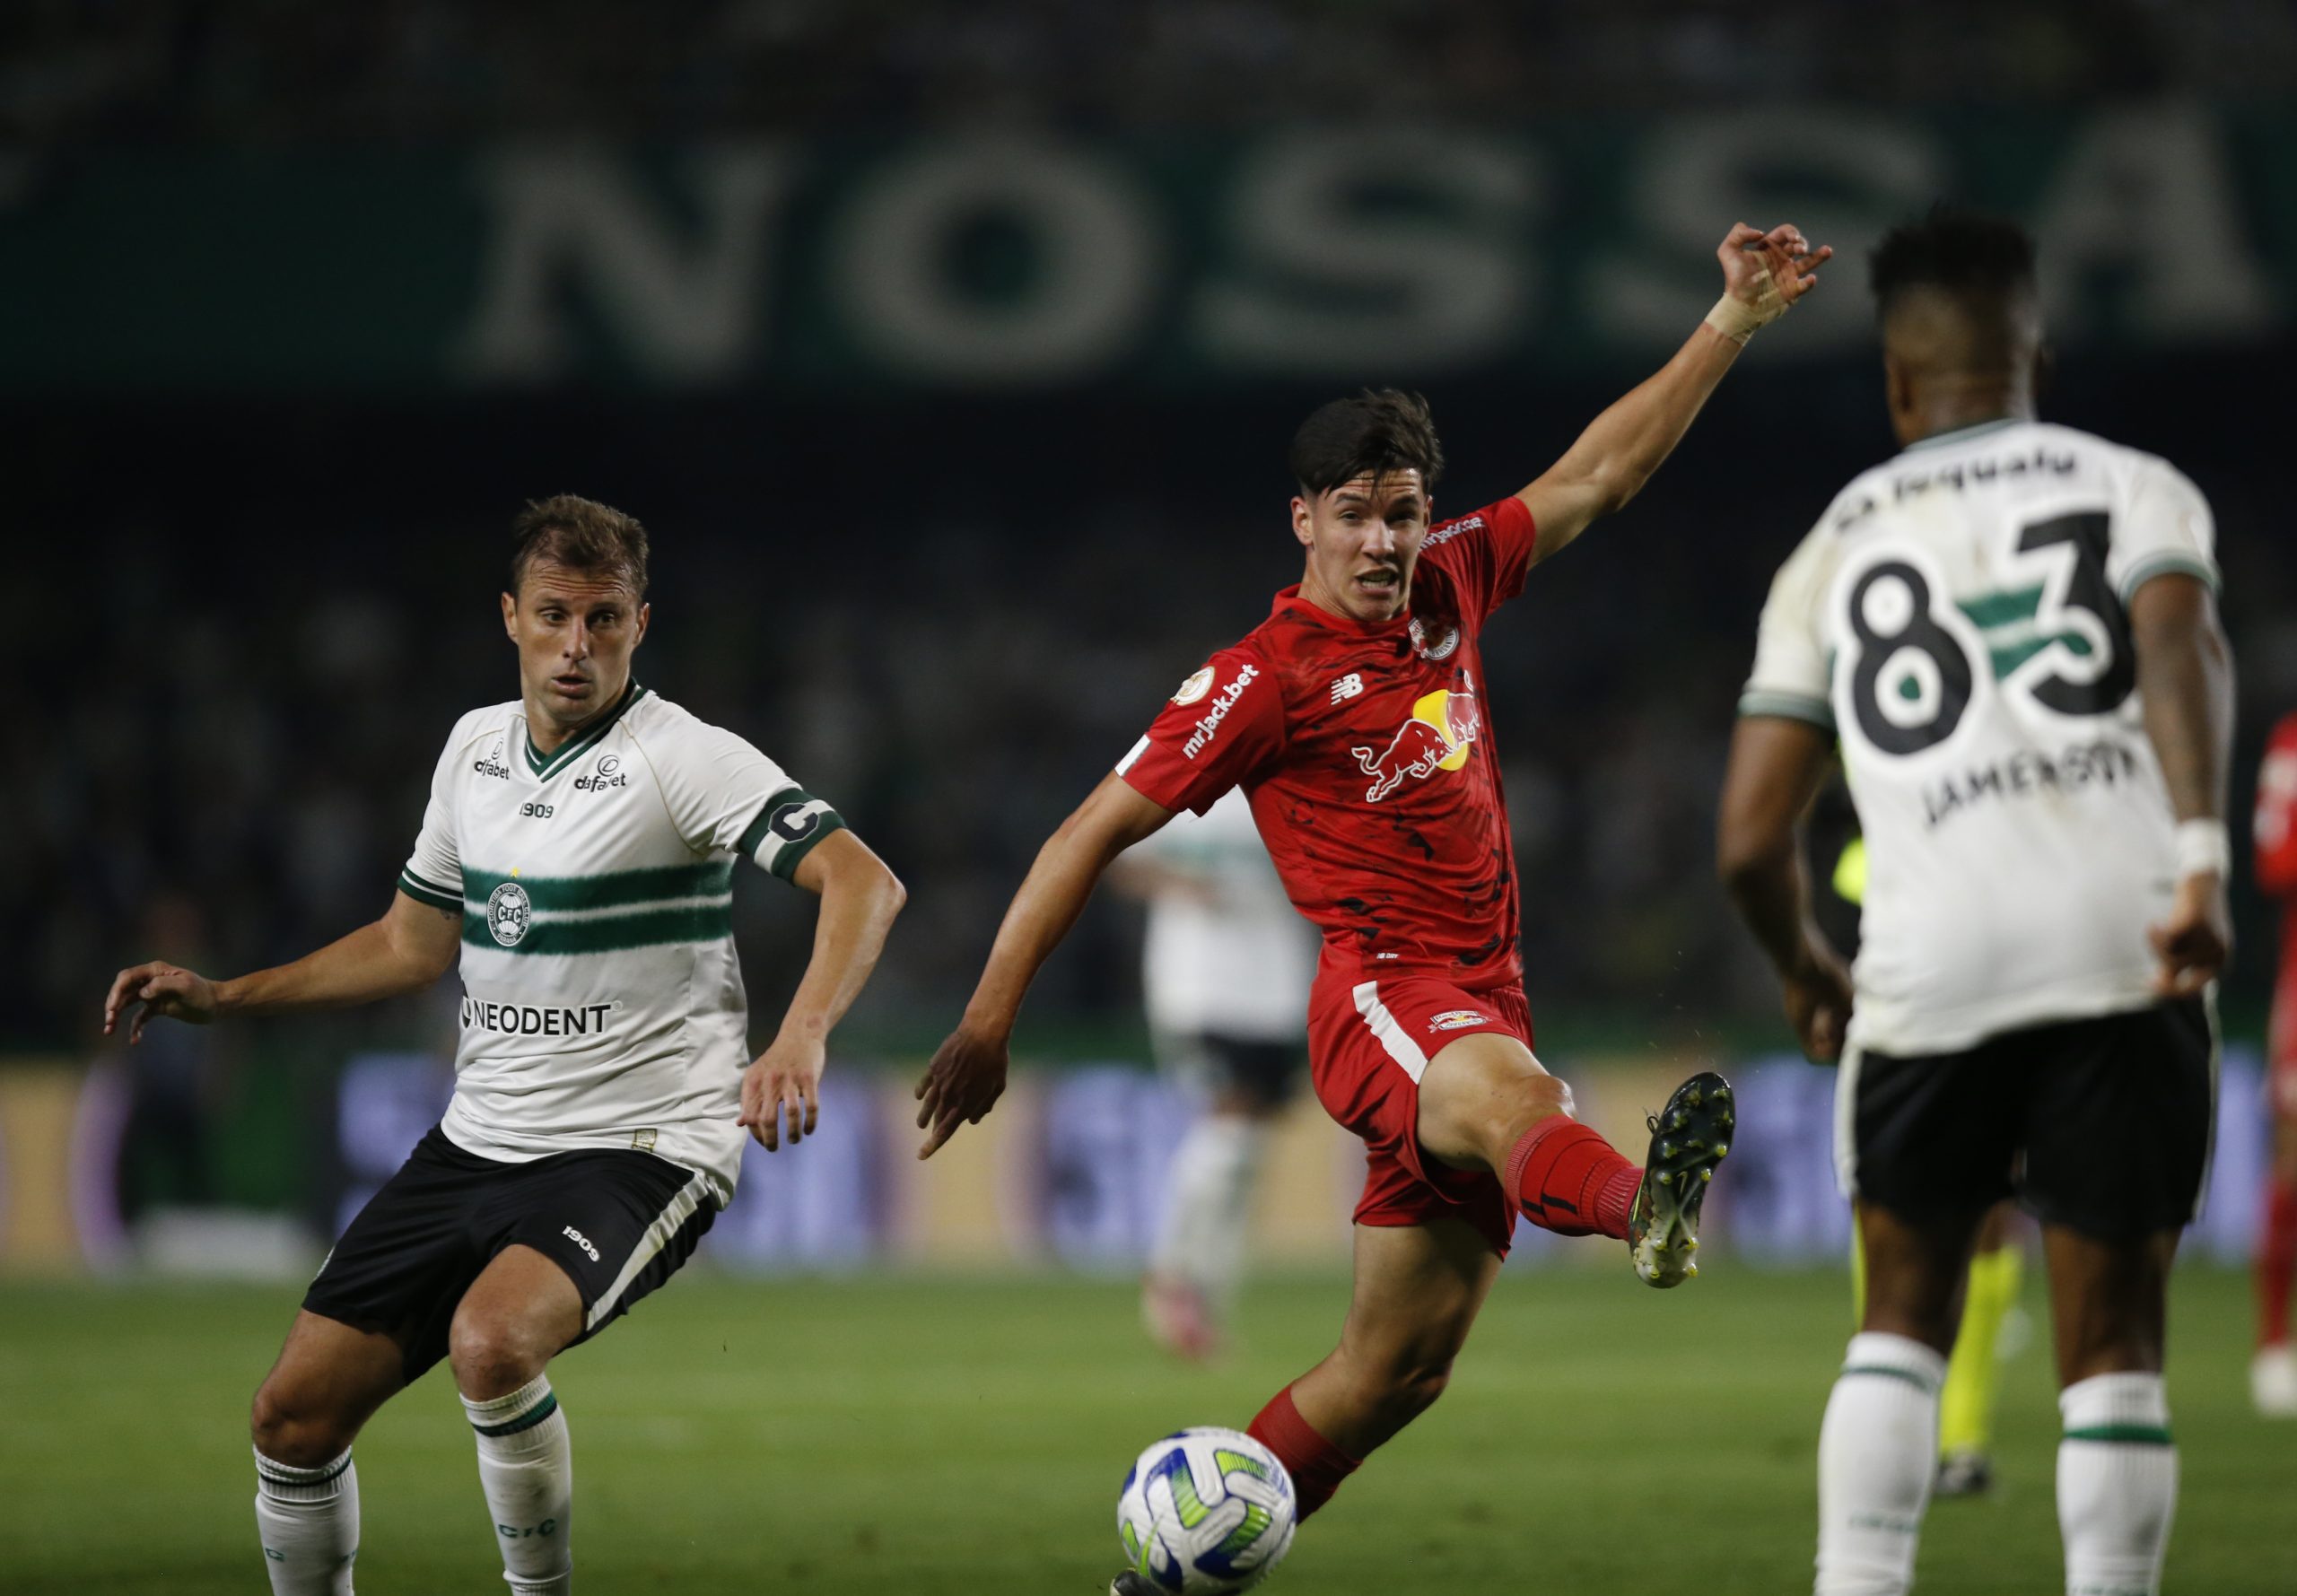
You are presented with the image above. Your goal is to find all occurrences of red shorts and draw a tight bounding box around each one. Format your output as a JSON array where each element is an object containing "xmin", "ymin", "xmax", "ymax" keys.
[
  {"xmin": 1306, "ymin": 969, "xmax": 1533, "ymax": 1257},
  {"xmin": 2273, "ymin": 1048, "xmax": 2297, "ymax": 1121}
]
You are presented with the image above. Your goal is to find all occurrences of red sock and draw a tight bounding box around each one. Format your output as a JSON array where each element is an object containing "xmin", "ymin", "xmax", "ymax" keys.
[
  {"xmin": 1246, "ymin": 1384, "xmax": 1359, "ymax": 1522},
  {"xmin": 1504, "ymin": 1113, "xmax": 1640, "ymax": 1240},
  {"xmin": 2261, "ymin": 1176, "xmax": 2297, "ymax": 1348}
]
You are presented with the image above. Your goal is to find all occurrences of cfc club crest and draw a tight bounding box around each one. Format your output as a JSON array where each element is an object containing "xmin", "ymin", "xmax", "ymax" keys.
[{"xmin": 486, "ymin": 880, "xmax": 533, "ymax": 947}]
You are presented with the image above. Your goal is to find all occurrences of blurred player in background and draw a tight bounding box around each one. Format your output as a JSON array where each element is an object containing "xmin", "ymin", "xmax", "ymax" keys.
[
  {"xmin": 102, "ymin": 497, "xmax": 905, "ymax": 1596},
  {"xmin": 1720, "ymin": 210, "xmax": 2231, "ymax": 1596},
  {"xmin": 915, "ymin": 222, "xmax": 1830, "ymax": 1589},
  {"xmin": 2251, "ymin": 711, "xmax": 2297, "ymax": 1416},
  {"xmin": 1112, "ymin": 787, "xmax": 1317, "ymax": 1360},
  {"xmin": 1824, "ymin": 810, "xmax": 2028, "ymax": 1497}
]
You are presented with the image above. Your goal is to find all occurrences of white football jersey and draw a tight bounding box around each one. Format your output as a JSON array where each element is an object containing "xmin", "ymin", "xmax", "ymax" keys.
[
  {"xmin": 1742, "ymin": 419, "xmax": 2217, "ymax": 1053},
  {"xmin": 397, "ymin": 683, "xmax": 842, "ymax": 1204},
  {"xmin": 1131, "ymin": 787, "xmax": 1316, "ymax": 1042}
]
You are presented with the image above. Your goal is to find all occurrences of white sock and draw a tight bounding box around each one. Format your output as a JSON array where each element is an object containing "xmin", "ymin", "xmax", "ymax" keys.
[
  {"xmin": 1149, "ymin": 1115, "xmax": 1270, "ymax": 1307},
  {"xmin": 254, "ymin": 1446, "xmax": 359, "ymax": 1595},
  {"xmin": 461, "ymin": 1374, "xmax": 573, "ymax": 1596},
  {"xmin": 1815, "ymin": 1332, "xmax": 1946, "ymax": 1596},
  {"xmin": 2058, "ymin": 1373, "xmax": 2178, "ymax": 1596}
]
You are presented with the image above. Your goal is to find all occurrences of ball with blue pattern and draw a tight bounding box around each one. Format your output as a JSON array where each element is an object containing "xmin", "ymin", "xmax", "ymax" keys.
[{"xmin": 1115, "ymin": 1426, "xmax": 1297, "ymax": 1593}]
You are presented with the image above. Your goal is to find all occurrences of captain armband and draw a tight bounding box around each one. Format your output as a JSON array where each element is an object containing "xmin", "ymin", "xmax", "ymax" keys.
[{"xmin": 737, "ymin": 789, "xmax": 846, "ymax": 881}]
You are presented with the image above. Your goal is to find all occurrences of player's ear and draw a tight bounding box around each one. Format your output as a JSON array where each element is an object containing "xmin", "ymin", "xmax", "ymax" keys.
[
  {"xmin": 1290, "ymin": 495, "xmax": 1314, "ymax": 550},
  {"xmin": 500, "ymin": 590, "xmax": 518, "ymax": 640},
  {"xmin": 1881, "ymin": 352, "xmax": 1916, "ymax": 439},
  {"xmin": 633, "ymin": 600, "xmax": 651, "ymax": 647}
]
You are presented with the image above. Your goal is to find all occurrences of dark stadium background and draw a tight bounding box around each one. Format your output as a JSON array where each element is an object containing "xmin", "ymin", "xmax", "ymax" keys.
[{"xmin": 4, "ymin": 10, "xmax": 2297, "ymax": 1591}]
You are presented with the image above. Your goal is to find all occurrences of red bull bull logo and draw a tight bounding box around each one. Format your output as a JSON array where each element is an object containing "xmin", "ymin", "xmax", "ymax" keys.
[{"xmin": 1351, "ymin": 686, "xmax": 1480, "ymax": 802}]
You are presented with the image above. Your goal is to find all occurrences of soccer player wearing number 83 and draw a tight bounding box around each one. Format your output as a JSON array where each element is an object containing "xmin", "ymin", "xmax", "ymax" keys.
[{"xmin": 1719, "ymin": 209, "xmax": 2233, "ymax": 1596}]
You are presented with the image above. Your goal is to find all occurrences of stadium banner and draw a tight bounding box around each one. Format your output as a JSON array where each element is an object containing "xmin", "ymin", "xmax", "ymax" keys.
[
  {"xmin": 3, "ymin": 105, "xmax": 2292, "ymax": 394},
  {"xmin": 4, "ymin": 1047, "xmax": 2272, "ymax": 1276}
]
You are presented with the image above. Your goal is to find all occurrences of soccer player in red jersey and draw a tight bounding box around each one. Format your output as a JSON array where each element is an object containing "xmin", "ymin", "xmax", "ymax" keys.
[
  {"xmin": 917, "ymin": 222, "xmax": 1830, "ymax": 1565},
  {"xmin": 2252, "ymin": 711, "xmax": 2297, "ymax": 1415}
]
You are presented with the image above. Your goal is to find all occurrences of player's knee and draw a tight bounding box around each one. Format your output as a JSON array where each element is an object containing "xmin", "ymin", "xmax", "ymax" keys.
[
  {"xmin": 1378, "ymin": 1354, "xmax": 1456, "ymax": 1425},
  {"xmin": 448, "ymin": 1310, "xmax": 550, "ymax": 1400},
  {"xmin": 250, "ymin": 1378, "xmax": 354, "ymax": 1468}
]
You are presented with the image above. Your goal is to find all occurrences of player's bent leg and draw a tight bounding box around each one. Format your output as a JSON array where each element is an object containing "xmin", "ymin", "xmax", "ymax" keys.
[
  {"xmin": 249, "ymin": 1311, "xmax": 406, "ymax": 1596},
  {"xmin": 450, "ymin": 1244, "xmax": 586, "ymax": 1596},
  {"xmin": 1416, "ymin": 1031, "xmax": 1733, "ymax": 1283},
  {"xmin": 2045, "ymin": 1224, "xmax": 2180, "ymax": 1596},
  {"xmin": 1815, "ymin": 1201, "xmax": 1982, "ymax": 1596},
  {"xmin": 1250, "ymin": 1218, "xmax": 1500, "ymax": 1522}
]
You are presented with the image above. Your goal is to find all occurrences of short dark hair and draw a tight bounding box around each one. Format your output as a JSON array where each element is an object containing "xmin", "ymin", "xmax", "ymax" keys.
[
  {"xmin": 1288, "ymin": 388, "xmax": 1445, "ymax": 499},
  {"xmin": 1871, "ymin": 205, "xmax": 2038, "ymax": 319},
  {"xmin": 509, "ymin": 494, "xmax": 651, "ymax": 597}
]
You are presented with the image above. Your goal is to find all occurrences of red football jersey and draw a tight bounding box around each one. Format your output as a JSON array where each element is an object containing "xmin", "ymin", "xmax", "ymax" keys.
[
  {"xmin": 1118, "ymin": 496, "xmax": 1538, "ymax": 990},
  {"xmin": 2254, "ymin": 711, "xmax": 2297, "ymax": 1062}
]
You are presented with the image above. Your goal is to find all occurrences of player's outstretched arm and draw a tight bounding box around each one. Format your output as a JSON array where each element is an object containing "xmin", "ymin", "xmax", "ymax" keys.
[
  {"xmin": 738, "ymin": 829, "xmax": 906, "ymax": 1151},
  {"xmin": 100, "ymin": 889, "xmax": 461, "ymax": 1044},
  {"xmin": 1717, "ymin": 715, "xmax": 1854, "ymax": 1062},
  {"xmin": 915, "ymin": 774, "xmax": 1176, "ymax": 1158},
  {"xmin": 1518, "ymin": 222, "xmax": 1830, "ymax": 567},
  {"xmin": 2130, "ymin": 572, "xmax": 2237, "ymax": 996}
]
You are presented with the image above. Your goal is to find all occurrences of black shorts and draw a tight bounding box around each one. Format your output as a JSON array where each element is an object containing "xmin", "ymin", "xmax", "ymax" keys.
[
  {"xmin": 304, "ymin": 1125, "xmax": 719, "ymax": 1382},
  {"xmin": 1156, "ymin": 1030, "xmax": 1306, "ymax": 1111},
  {"xmin": 1841, "ymin": 998, "xmax": 2216, "ymax": 1241}
]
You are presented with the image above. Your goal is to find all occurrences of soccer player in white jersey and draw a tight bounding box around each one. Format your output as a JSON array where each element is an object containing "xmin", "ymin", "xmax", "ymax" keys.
[
  {"xmin": 1112, "ymin": 786, "xmax": 1318, "ymax": 1358},
  {"xmin": 1717, "ymin": 211, "xmax": 2232, "ymax": 1596},
  {"xmin": 101, "ymin": 496, "xmax": 905, "ymax": 1596}
]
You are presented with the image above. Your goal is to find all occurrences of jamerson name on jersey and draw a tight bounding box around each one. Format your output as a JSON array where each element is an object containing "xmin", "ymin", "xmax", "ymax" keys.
[
  {"xmin": 1922, "ymin": 736, "xmax": 2144, "ymax": 828},
  {"xmin": 461, "ymin": 997, "xmax": 618, "ymax": 1038}
]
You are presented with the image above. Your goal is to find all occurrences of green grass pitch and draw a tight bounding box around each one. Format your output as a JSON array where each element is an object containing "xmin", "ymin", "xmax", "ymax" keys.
[{"xmin": 4, "ymin": 1265, "xmax": 2290, "ymax": 1593}]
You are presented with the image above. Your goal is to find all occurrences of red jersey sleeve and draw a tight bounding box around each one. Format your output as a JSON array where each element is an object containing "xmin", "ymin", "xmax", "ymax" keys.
[
  {"xmin": 1115, "ymin": 647, "xmax": 1287, "ymax": 815},
  {"xmin": 2255, "ymin": 712, "xmax": 2297, "ymax": 897},
  {"xmin": 1418, "ymin": 495, "xmax": 1539, "ymax": 626}
]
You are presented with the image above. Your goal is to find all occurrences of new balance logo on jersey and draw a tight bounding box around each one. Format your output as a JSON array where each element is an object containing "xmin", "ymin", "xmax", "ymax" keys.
[
  {"xmin": 562, "ymin": 1226, "xmax": 601, "ymax": 1263},
  {"xmin": 1330, "ymin": 673, "xmax": 1365, "ymax": 705},
  {"xmin": 1351, "ymin": 686, "xmax": 1481, "ymax": 802},
  {"xmin": 1183, "ymin": 665, "xmax": 1260, "ymax": 760}
]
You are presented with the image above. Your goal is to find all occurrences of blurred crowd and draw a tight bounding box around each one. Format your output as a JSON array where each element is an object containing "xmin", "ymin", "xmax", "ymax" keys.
[
  {"xmin": 6, "ymin": 0, "xmax": 2294, "ymax": 145},
  {"xmin": 12, "ymin": 359, "xmax": 2292, "ymax": 1062}
]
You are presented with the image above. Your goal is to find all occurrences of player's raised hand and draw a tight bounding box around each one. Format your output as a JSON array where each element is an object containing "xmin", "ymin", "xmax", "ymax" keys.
[
  {"xmin": 2150, "ymin": 874, "xmax": 2231, "ymax": 999},
  {"xmin": 738, "ymin": 1034, "xmax": 825, "ymax": 1151},
  {"xmin": 1716, "ymin": 222, "xmax": 1832, "ymax": 329},
  {"xmin": 914, "ymin": 1026, "xmax": 1009, "ymax": 1159},
  {"xmin": 101, "ymin": 961, "xmax": 220, "ymax": 1044},
  {"xmin": 1781, "ymin": 944, "xmax": 1855, "ymax": 1065}
]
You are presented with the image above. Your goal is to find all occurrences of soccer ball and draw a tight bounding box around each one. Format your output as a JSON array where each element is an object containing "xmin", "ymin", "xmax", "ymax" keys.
[{"xmin": 1115, "ymin": 1426, "xmax": 1297, "ymax": 1593}]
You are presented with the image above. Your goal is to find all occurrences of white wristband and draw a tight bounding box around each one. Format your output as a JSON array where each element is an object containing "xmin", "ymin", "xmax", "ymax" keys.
[
  {"xmin": 1704, "ymin": 268, "xmax": 1788, "ymax": 346},
  {"xmin": 2173, "ymin": 818, "xmax": 2230, "ymax": 881}
]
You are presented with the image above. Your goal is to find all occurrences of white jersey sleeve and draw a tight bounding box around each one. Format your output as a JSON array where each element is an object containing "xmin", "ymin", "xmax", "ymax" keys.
[
  {"xmin": 634, "ymin": 712, "xmax": 845, "ymax": 882},
  {"xmin": 398, "ymin": 713, "xmax": 476, "ymax": 912},
  {"xmin": 1738, "ymin": 517, "xmax": 1839, "ymax": 731},
  {"xmin": 2109, "ymin": 455, "xmax": 2218, "ymax": 605}
]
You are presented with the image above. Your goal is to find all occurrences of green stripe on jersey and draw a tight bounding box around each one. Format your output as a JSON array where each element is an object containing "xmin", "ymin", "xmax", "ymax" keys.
[
  {"xmin": 461, "ymin": 861, "xmax": 734, "ymax": 911},
  {"xmin": 1955, "ymin": 584, "xmax": 2042, "ymax": 630},
  {"xmin": 461, "ymin": 903, "xmax": 732, "ymax": 955}
]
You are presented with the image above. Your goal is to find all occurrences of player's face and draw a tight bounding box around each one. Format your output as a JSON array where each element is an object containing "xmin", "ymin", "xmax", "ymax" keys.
[
  {"xmin": 501, "ymin": 561, "xmax": 650, "ymax": 730},
  {"xmin": 1292, "ymin": 471, "xmax": 1431, "ymax": 624}
]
